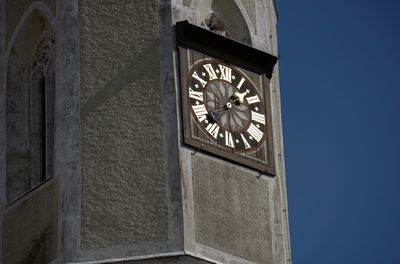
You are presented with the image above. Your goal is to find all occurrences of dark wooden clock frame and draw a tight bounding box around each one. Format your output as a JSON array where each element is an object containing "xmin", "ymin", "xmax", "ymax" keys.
[{"xmin": 176, "ymin": 21, "xmax": 279, "ymax": 175}]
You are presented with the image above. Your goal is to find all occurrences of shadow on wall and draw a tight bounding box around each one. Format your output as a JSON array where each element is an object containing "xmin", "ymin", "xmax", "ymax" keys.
[{"xmin": 18, "ymin": 226, "xmax": 54, "ymax": 264}]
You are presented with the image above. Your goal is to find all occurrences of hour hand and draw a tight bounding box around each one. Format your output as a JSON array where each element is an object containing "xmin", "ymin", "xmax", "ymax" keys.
[{"xmin": 229, "ymin": 91, "xmax": 248, "ymax": 106}]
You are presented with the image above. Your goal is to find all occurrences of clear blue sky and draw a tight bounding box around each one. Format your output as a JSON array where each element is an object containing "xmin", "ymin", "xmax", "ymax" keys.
[{"xmin": 277, "ymin": 1, "xmax": 400, "ymax": 263}]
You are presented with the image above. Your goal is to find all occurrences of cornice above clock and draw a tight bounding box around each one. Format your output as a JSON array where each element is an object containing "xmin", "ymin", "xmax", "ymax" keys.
[{"xmin": 176, "ymin": 20, "xmax": 278, "ymax": 78}]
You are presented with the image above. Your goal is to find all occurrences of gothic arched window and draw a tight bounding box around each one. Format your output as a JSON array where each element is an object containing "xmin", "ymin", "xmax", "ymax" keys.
[{"xmin": 6, "ymin": 9, "xmax": 55, "ymax": 203}]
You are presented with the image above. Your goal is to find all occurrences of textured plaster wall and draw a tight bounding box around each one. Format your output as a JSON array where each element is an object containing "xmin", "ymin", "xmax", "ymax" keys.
[
  {"xmin": 192, "ymin": 156, "xmax": 273, "ymax": 264},
  {"xmin": 80, "ymin": 0, "xmax": 169, "ymax": 249},
  {"xmin": 2, "ymin": 180, "xmax": 58, "ymax": 264}
]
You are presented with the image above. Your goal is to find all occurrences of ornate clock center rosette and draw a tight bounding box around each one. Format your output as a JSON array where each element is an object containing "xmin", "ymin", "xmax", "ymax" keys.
[{"xmin": 204, "ymin": 80, "xmax": 251, "ymax": 132}]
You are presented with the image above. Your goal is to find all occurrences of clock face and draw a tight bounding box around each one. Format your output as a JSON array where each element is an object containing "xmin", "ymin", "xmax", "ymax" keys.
[
  {"xmin": 187, "ymin": 59, "xmax": 266, "ymax": 152},
  {"xmin": 179, "ymin": 47, "xmax": 276, "ymax": 175}
]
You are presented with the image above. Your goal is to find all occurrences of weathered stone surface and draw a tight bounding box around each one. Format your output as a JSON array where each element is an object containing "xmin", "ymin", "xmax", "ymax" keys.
[
  {"xmin": 241, "ymin": 0, "xmax": 257, "ymax": 33},
  {"xmin": 183, "ymin": 0, "xmax": 192, "ymax": 8},
  {"xmin": 211, "ymin": 0, "xmax": 252, "ymax": 45},
  {"xmin": 54, "ymin": 0, "xmax": 81, "ymax": 261},
  {"xmin": 5, "ymin": 0, "xmax": 56, "ymax": 45},
  {"xmin": 2, "ymin": 180, "xmax": 58, "ymax": 264},
  {"xmin": 80, "ymin": 0, "xmax": 169, "ymax": 249},
  {"xmin": 192, "ymin": 156, "xmax": 273, "ymax": 264}
]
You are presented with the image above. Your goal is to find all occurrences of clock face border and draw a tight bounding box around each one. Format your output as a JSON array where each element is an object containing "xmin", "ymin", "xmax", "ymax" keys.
[
  {"xmin": 178, "ymin": 47, "xmax": 276, "ymax": 175},
  {"xmin": 187, "ymin": 57, "xmax": 266, "ymax": 153}
]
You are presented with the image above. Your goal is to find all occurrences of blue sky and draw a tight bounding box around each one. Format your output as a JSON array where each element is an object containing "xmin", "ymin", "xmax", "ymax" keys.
[{"xmin": 277, "ymin": 1, "xmax": 400, "ymax": 263}]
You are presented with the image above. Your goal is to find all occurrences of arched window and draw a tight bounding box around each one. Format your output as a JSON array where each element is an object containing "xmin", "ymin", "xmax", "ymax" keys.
[
  {"xmin": 6, "ymin": 9, "xmax": 55, "ymax": 203},
  {"xmin": 210, "ymin": 0, "xmax": 253, "ymax": 45},
  {"xmin": 194, "ymin": 0, "xmax": 254, "ymax": 46}
]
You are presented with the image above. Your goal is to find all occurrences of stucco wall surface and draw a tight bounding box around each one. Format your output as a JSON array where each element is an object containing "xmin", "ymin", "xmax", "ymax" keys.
[
  {"xmin": 192, "ymin": 155, "xmax": 273, "ymax": 264},
  {"xmin": 80, "ymin": 0, "xmax": 169, "ymax": 249}
]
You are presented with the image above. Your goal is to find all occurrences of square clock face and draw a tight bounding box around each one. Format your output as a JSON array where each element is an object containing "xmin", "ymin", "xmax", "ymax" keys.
[{"xmin": 179, "ymin": 47, "xmax": 276, "ymax": 175}]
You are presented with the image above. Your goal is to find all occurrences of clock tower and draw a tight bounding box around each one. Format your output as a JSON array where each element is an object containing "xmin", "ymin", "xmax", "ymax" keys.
[{"xmin": 0, "ymin": 0, "xmax": 290, "ymax": 263}]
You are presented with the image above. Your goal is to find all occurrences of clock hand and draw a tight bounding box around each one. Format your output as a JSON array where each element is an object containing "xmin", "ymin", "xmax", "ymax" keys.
[
  {"xmin": 207, "ymin": 91, "xmax": 249, "ymax": 123},
  {"xmin": 229, "ymin": 90, "xmax": 248, "ymax": 106},
  {"xmin": 208, "ymin": 90, "xmax": 248, "ymax": 122},
  {"xmin": 218, "ymin": 90, "xmax": 248, "ymax": 111}
]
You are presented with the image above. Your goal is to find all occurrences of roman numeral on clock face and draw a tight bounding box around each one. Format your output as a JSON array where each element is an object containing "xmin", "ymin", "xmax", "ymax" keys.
[
  {"xmin": 225, "ymin": 131, "xmax": 235, "ymax": 148},
  {"xmin": 219, "ymin": 65, "xmax": 232, "ymax": 83},
  {"xmin": 189, "ymin": 87, "xmax": 204, "ymax": 102},
  {"xmin": 237, "ymin": 77, "xmax": 245, "ymax": 89},
  {"xmin": 246, "ymin": 95, "xmax": 260, "ymax": 105},
  {"xmin": 251, "ymin": 111, "xmax": 265, "ymax": 125},
  {"xmin": 205, "ymin": 123, "xmax": 220, "ymax": 139},
  {"xmin": 240, "ymin": 133, "xmax": 251, "ymax": 149},
  {"xmin": 203, "ymin": 64, "xmax": 218, "ymax": 80},
  {"xmin": 192, "ymin": 104, "xmax": 208, "ymax": 122},
  {"xmin": 247, "ymin": 123, "xmax": 264, "ymax": 142},
  {"xmin": 192, "ymin": 71, "xmax": 207, "ymax": 87}
]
